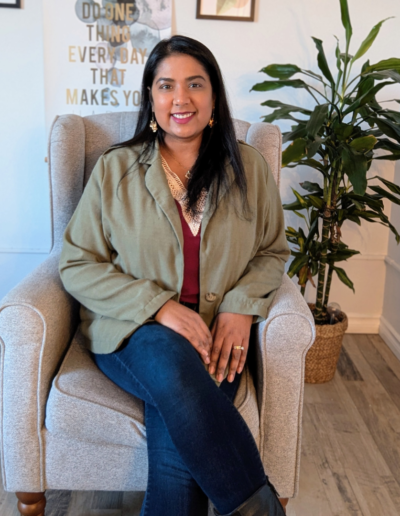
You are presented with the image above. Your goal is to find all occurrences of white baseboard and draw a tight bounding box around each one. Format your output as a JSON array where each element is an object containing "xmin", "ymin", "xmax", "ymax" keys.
[
  {"xmin": 346, "ymin": 314, "xmax": 381, "ymax": 334},
  {"xmin": 379, "ymin": 316, "xmax": 400, "ymax": 361}
]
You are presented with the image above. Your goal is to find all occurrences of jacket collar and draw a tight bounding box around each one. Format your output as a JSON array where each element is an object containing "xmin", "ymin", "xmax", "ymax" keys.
[{"xmin": 141, "ymin": 139, "xmax": 236, "ymax": 246}]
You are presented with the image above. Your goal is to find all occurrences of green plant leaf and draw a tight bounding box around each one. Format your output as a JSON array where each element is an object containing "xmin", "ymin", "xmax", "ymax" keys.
[
  {"xmin": 377, "ymin": 210, "xmax": 400, "ymax": 243},
  {"xmin": 374, "ymin": 153, "xmax": 400, "ymax": 161},
  {"xmin": 293, "ymin": 210, "xmax": 309, "ymax": 226},
  {"xmin": 342, "ymin": 147, "xmax": 368, "ymax": 195},
  {"xmin": 261, "ymin": 100, "xmax": 312, "ymax": 115},
  {"xmin": 283, "ymin": 200, "xmax": 305, "ymax": 211},
  {"xmin": 306, "ymin": 137, "xmax": 322, "ymax": 158},
  {"xmin": 342, "ymin": 81, "xmax": 393, "ymax": 115},
  {"xmin": 370, "ymin": 175, "xmax": 400, "ymax": 195},
  {"xmin": 339, "ymin": 0, "xmax": 353, "ymax": 49},
  {"xmin": 251, "ymin": 79, "xmax": 309, "ymax": 92},
  {"xmin": 306, "ymin": 103, "xmax": 329, "ymax": 139},
  {"xmin": 260, "ymin": 64, "xmax": 301, "ymax": 79},
  {"xmin": 333, "ymin": 265, "xmax": 355, "ymax": 292},
  {"xmin": 375, "ymin": 118, "xmax": 400, "ymax": 142},
  {"xmin": 282, "ymin": 125, "xmax": 308, "ymax": 143},
  {"xmin": 369, "ymin": 185, "xmax": 400, "ymax": 205},
  {"xmin": 287, "ymin": 254, "xmax": 309, "ymax": 278},
  {"xmin": 352, "ymin": 18, "xmax": 394, "ymax": 63},
  {"xmin": 352, "ymin": 209, "xmax": 381, "ymax": 219},
  {"xmin": 328, "ymin": 249, "xmax": 360, "ymax": 262},
  {"xmin": 347, "ymin": 214, "xmax": 362, "ymax": 225},
  {"xmin": 349, "ymin": 135, "xmax": 377, "ymax": 152},
  {"xmin": 367, "ymin": 70, "xmax": 400, "ymax": 83},
  {"xmin": 217, "ymin": 0, "xmax": 236, "ymax": 15},
  {"xmin": 262, "ymin": 110, "xmax": 302, "ymax": 123},
  {"xmin": 297, "ymin": 158, "xmax": 328, "ymax": 176},
  {"xmin": 304, "ymin": 215, "xmax": 320, "ymax": 247},
  {"xmin": 282, "ymin": 138, "xmax": 307, "ymax": 167},
  {"xmin": 311, "ymin": 38, "xmax": 335, "ymax": 85},
  {"xmin": 334, "ymin": 123, "xmax": 354, "ymax": 141},
  {"xmin": 291, "ymin": 187, "xmax": 310, "ymax": 208},
  {"xmin": 334, "ymin": 35, "xmax": 343, "ymax": 82},
  {"xmin": 300, "ymin": 181, "xmax": 323, "ymax": 194},
  {"xmin": 346, "ymin": 192, "xmax": 384, "ymax": 210},
  {"xmin": 365, "ymin": 58, "xmax": 400, "ymax": 73},
  {"xmin": 307, "ymin": 194, "xmax": 325, "ymax": 210},
  {"xmin": 303, "ymin": 69, "xmax": 324, "ymax": 81}
]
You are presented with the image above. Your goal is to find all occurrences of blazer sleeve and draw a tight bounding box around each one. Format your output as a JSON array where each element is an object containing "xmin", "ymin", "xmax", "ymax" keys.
[
  {"xmin": 58, "ymin": 154, "xmax": 177, "ymax": 325},
  {"xmin": 217, "ymin": 156, "xmax": 291, "ymax": 322}
]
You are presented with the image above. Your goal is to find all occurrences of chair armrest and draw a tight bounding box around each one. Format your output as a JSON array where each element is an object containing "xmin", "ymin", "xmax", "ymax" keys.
[
  {"xmin": 253, "ymin": 273, "xmax": 316, "ymax": 499},
  {"xmin": 0, "ymin": 252, "xmax": 79, "ymax": 491}
]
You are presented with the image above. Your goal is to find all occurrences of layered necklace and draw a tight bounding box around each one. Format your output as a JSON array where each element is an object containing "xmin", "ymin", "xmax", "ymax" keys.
[{"xmin": 160, "ymin": 155, "xmax": 208, "ymax": 237}]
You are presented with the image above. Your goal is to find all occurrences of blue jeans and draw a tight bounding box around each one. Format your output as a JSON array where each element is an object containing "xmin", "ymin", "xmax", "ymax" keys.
[{"xmin": 90, "ymin": 321, "xmax": 269, "ymax": 515}]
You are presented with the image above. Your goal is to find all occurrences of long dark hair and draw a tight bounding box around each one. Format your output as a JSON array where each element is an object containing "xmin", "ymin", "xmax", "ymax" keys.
[{"xmin": 115, "ymin": 35, "xmax": 252, "ymax": 221}]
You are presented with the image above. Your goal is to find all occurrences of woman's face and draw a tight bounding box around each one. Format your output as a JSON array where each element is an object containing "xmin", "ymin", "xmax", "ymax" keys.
[{"xmin": 150, "ymin": 54, "xmax": 215, "ymax": 144}]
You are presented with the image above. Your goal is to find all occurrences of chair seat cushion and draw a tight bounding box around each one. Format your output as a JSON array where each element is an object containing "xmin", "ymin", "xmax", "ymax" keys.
[{"xmin": 45, "ymin": 328, "xmax": 260, "ymax": 449}]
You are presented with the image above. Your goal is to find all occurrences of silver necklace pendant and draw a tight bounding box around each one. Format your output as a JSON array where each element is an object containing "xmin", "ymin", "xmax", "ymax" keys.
[{"xmin": 185, "ymin": 170, "xmax": 191, "ymax": 179}]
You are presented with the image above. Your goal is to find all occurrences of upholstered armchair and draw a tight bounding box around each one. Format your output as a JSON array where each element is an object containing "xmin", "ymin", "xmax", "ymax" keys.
[{"xmin": 0, "ymin": 112, "xmax": 316, "ymax": 516}]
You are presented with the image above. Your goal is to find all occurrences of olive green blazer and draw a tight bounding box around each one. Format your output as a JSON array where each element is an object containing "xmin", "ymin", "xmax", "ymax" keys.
[{"xmin": 59, "ymin": 139, "xmax": 290, "ymax": 375}]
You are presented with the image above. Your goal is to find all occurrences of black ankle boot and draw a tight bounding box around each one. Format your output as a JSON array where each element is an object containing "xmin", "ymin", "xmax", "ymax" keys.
[{"xmin": 213, "ymin": 476, "xmax": 286, "ymax": 516}]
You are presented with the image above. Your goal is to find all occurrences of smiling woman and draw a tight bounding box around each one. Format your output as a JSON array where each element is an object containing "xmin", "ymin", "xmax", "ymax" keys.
[{"xmin": 58, "ymin": 35, "xmax": 289, "ymax": 516}]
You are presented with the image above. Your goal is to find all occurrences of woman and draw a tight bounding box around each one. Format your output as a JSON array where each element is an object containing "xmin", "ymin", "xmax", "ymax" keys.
[{"xmin": 59, "ymin": 35, "xmax": 290, "ymax": 516}]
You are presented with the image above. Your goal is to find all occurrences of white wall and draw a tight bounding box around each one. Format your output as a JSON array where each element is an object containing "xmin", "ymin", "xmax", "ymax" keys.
[
  {"xmin": 381, "ymin": 160, "xmax": 400, "ymax": 359},
  {"xmin": 0, "ymin": 0, "xmax": 51, "ymax": 296},
  {"xmin": 1, "ymin": 0, "xmax": 400, "ymax": 337}
]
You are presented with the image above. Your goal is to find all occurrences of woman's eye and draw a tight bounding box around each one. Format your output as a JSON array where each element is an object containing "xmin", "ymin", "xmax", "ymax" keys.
[
  {"xmin": 160, "ymin": 84, "xmax": 172, "ymax": 90},
  {"xmin": 189, "ymin": 83, "xmax": 202, "ymax": 88}
]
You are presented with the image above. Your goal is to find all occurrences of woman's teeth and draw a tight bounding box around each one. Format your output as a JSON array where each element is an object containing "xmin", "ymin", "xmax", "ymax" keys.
[{"xmin": 172, "ymin": 113, "xmax": 194, "ymax": 119}]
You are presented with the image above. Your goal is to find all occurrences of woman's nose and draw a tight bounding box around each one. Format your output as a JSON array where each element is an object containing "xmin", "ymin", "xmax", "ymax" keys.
[{"xmin": 173, "ymin": 84, "xmax": 190, "ymax": 106}]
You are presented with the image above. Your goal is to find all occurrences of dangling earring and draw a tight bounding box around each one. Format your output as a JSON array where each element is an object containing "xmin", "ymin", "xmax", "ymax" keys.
[
  {"xmin": 208, "ymin": 109, "xmax": 215, "ymax": 128},
  {"xmin": 150, "ymin": 112, "xmax": 158, "ymax": 133}
]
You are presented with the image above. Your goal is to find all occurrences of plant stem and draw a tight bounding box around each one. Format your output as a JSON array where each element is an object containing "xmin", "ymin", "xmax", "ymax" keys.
[{"xmin": 314, "ymin": 212, "xmax": 330, "ymax": 323}]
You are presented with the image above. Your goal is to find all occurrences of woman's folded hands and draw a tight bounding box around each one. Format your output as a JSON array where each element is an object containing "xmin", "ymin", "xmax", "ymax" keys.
[{"xmin": 155, "ymin": 300, "xmax": 253, "ymax": 384}]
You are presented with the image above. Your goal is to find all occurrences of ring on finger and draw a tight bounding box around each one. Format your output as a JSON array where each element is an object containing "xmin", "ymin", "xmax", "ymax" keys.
[{"xmin": 232, "ymin": 345, "xmax": 245, "ymax": 350}]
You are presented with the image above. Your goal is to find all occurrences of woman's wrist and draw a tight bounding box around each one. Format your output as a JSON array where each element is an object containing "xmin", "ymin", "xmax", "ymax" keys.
[{"xmin": 152, "ymin": 307, "xmax": 161, "ymax": 320}]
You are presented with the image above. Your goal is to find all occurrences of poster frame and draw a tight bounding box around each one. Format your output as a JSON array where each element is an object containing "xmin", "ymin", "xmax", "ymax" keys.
[
  {"xmin": 0, "ymin": 0, "xmax": 21, "ymax": 8},
  {"xmin": 196, "ymin": 0, "xmax": 255, "ymax": 22}
]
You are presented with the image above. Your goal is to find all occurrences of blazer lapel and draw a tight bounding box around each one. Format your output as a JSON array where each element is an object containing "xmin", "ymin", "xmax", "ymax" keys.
[{"xmin": 141, "ymin": 141, "xmax": 184, "ymax": 252}]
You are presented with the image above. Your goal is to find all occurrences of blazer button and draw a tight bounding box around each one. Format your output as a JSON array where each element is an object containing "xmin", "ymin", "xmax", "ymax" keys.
[{"xmin": 205, "ymin": 292, "xmax": 217, "ymax": 302}]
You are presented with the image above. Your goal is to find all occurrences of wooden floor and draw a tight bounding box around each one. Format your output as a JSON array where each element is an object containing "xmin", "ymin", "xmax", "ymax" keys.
[{"xmin": 1, "ymin": 333, "xmax": 400, "ymax": 515}]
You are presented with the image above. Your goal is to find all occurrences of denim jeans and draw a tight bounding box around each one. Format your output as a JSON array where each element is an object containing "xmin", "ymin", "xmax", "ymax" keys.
[{"xmin": 90, "ymin": 321, "xmax": 269, "ymax": 515}]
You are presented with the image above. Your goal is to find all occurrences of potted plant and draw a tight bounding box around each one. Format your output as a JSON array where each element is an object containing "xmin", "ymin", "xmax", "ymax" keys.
[{"xmin": 251, "ymin": 0, "xmax": 400, "ymax": 383}]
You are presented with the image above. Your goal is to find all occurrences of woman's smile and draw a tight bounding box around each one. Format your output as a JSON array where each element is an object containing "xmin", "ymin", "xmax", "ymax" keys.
[{"xmin": 171, "ymin": 111, "xmax": 196, "ymax": 124}]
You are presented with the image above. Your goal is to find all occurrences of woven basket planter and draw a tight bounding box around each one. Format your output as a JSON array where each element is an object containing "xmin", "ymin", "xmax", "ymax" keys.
[{"xmin": 305, "ymin": 303, "xmax": 349, "ymax": 384}]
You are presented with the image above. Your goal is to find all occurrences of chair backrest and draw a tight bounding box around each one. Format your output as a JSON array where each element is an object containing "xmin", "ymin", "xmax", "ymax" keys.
[{"xmin": 47, "ymin": 112, "xmax": 282, "ymax": 254}]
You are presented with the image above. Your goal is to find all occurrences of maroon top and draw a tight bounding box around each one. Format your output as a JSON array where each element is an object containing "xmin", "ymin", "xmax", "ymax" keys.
[{"xmin": 175, "ymin": 200, "xmax": 200, "ymax": 304}]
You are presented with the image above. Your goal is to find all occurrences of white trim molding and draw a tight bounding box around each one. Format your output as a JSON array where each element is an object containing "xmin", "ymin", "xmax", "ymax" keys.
[
  {"xmin": 345, "ymin": 313, "xmax": 381, "ymax": 334},
  {"xmin": 380, "ymin": 316, "xmax": 400, "ymax": 361},
  {"xmin": 352, "ymin": 253, "xmax": 386, "ymax": 261},
  {"xmin": 385, "ymin": 255, "xmax": 400, "ymax": 275}
]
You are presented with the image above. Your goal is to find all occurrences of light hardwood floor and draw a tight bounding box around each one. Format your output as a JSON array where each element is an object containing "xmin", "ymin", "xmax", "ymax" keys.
[{"xmin": 1, "ymin": 333, "xmax": 399, "ymax": 515}]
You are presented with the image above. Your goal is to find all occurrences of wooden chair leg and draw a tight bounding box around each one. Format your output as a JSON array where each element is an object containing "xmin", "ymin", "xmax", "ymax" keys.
[
  {"xmin": 279, "ymin": 497, "xmax": 289, "ymax": 514},
  {"xmin": 15, "ymin": 491, "xmax": 46, "ymax": 516}
]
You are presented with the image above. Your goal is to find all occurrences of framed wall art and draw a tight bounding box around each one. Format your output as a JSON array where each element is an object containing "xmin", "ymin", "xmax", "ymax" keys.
[
  {"xmin": 0, "ymin": 0, "xmax": 21, "ymax": 7},
  {"xmin": 196, "ymin": 0, "xmax": 255, "ymax": 21}
]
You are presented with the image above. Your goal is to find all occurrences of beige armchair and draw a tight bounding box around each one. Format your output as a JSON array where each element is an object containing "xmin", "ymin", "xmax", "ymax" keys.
[{"xmin": 0, "ymin": 112, "xmax": 316, "ymax": 515}]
